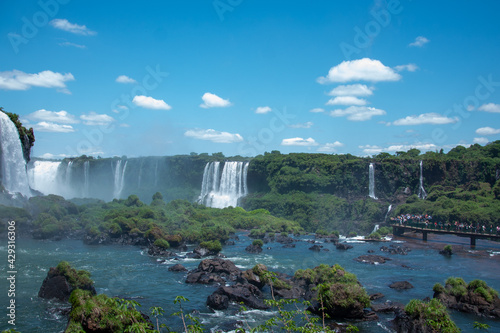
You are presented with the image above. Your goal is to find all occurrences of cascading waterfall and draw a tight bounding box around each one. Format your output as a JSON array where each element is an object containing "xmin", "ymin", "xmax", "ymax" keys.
[
  {"xmin": 0, "ymin": 112, "xmax": 32, "ymax": 197},
  {"xmin": 113, "ymin": 160, "xmax": 128, "ymax": 199},
  {"xmin": 368, "ymin": 163, "xmax": 377, "ymax": 199},
  {"xmin": 371, "ymin": 224, "xmax": 379, "ymax": 234},
  {"xmin": 418, "ymin": 160, "xmax": 427, "ymax": 199},
  {"xmin": 384, "ymin": 204, "xmax": 392, "ymax": 221},
  {"xmin": 198, "ymin": 161, "xmax": 249, "ymax": 208},
  {"xmin": 28, "ymin": 161, "xmax": 62, "ymax": 195},
  {"xmin": 83, "ymin": 161, "xmax": 90, "ymax": 197}
]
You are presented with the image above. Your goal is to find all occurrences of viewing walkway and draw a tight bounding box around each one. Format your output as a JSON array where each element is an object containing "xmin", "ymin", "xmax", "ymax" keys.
[{"xmin": 391, "ymin": 223, "xmax": 500, "ymax": 247}]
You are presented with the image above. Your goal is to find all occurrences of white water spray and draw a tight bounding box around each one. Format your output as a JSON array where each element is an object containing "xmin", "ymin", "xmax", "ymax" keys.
[
  {"xmin": 28, "ymin": 161, "xmax": 61, "ymax": 195},
  {"xmin": 113, "ymin": 160, "xmax": 128, "ymax": 199},
  {"xmin": 418, "ymin": 160, "xmax": 427, "ymax": 199},
  {"xmin": 368, "ymin": 163, "xmax": 377, "ymax": 199},
  {"xmin": 83, "ymin": 161, "xmax": 90, "ymax": 197},
  {"xmin": 0, "ymin": 112, "xmax": 32, "ymax": 197},
  {"xmin": 384, "ymin": 204, "xmax": 392, "ymax": 221},
  {"xmin": 198, "ymin": 161, "xmax": 249, "ymax": 208}
]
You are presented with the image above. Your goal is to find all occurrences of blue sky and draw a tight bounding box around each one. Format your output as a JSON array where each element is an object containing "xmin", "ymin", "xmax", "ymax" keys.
[{"xmin": 1, "ymin": 0, "xmax": 500, "ymax": 159}]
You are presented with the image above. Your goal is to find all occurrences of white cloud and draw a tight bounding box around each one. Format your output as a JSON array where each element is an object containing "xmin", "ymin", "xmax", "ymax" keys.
[
  {"xmin": 59, "ymin": 41, "xmax": 86, "ymax": 49},
  {"xmin": 394, "ymin": 63, "xmax": 419, "ymax": 72},
  {"xmin": 329, "ymin": 106, "xmax": 386, "ymax": 121},
  {"xmin": 289, "ymin": 122, "xmax": 313, "ymax": 129},
  {"xmin": 317, "ymin": 58, "xmax": 401, "ymax": 84},
  {"xmin": 385, "ymin": 143, "xmax": 437, "ymax": 152},
  {"xmin": 326, "ymin": 96, "xmax": 367, "ymax": 106},
  {"xmin": 28, "ymin": 109, "xmax": 79, "ymax": 124},
  {"xmin": 473, "ymin": 137, "xmax": 489, "ymax": 145},
  {"xmin": 116, "ymin": 75, "xmax": 137, "ymax": 84},
  {"xmin": 0, "ymin": 70, "xmax": 74, "ymax": 92},
  {"xmin": 80, "ymin": 112, "xmax": 115, "ymax": 126},
  {"xmin": 184, "ymin": 129, "xmax": 243, "ymax": 143},
  {"xmin": 120, "ymin": 123, "xmax": 131, "ymax": 128},
  {"xmin": 328, "ymin": 84, "xmax": 373, "ymax": 97},
  {"xmin": 132, "ymin": 95, "xmax": 172, "ymax": 110},
  {"xmin": 409, "ymin": 36, "xmax": 429, "ymax": 47},
  {"xmin": 281, "ymin": 137, "xmax": 318, "ymax": 146},
  {"xmin": 475, "ymin": 127, "xmax": 500, "ymax": 136},
  {"xmin": 33, "ymin": 122, "xmax": 74, "ymax": 133},
  {"xmin": 467, "ymin": 105, "xmax": 475, "ymax": 111},
  {"xmin": 478, "ymin": 103, "xmax": 500, "ymax": 113},
  {"xmin": 359, "ymin": 145, "xmax": 383, "ymax": 155},
  {"xmin": 318, "ymin": 141, "xmax": 344, "ymax": 152},
  {"xmin": 255, "ymin": 106, "xmax": 272, "ymax": 114},
  {"xmin": 309, "ymin": 108, "xmax": 325, "ymax": 113},
  {"xmin": 200, "ymin": 92, "xmax": 232, "ymax": 108},
  {"xmin": 50, "ymin": 19, "xmax": 96, "ymax": 36},
  {"xmin": 393, "ymin": 113, "xmax": 458, "ymax": 126}
]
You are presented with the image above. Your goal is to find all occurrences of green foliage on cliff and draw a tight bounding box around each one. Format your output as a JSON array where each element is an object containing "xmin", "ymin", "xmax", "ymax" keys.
[
  {"xmin": 55, "ymin": 261, "xmax": 94, "ymax": 291},
  {"xmin": 434, "ymin": 277, "xmax": 499, "ymax": 303},
  {"xmin": 404, "ymin": 298, "xmax": 460, "ymax": 333},
  {"xmin": 1, "ymin": 108, "xmax": 35, "ymax": 161},
  {"xmin": 66, "ymin": 290, "xmax": 151, "ymax": 332}
]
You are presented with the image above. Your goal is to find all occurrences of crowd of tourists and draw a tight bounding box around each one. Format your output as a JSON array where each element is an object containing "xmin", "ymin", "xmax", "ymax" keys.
[{"xmin": 391, "ymin": 214, "xmax": 500, "ymax": 235}]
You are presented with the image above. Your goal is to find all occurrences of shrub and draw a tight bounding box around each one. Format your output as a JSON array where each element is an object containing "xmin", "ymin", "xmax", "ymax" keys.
[
  {"xmin": 377, "ymin": 226, "xmax": 391, "ymax": 236},
  {"xmin": 153, "ymin": 239, "xmax": 170, "ymax": 250},
  {"xmin": 348, "ymin": 231, "xmax": 357, "ymax": 237},
  {"xmin": 468, "ymin": 279, "xmax": 498, "ymax": 303},
  {"xmin": 330, "ymin": 230, "xmax": 340, "ymax": 237},
  {"xmin": 249, "ymin": 228, "xmax": 266, "ymax": 239},
  {"xmin": 368, "ymin": 232, "xmax": 381, "ymax": 239},
  {"xmin": 55, "ymin": 261, "xmax": 93, "ymax": 290},
  {"xmin": 404, "ymin": 298, "xmax": 460, "ymax": 333},
  {"xmin": 252, "ymin": 239, "xmax": 264, "ymax": 247},
  {"xmin": 445, "ymin": 277, "xmax": 467, "ymax": 297},
  {"xmin": 433, "ymin": 283, "xmax": 445, "ymax": 294},
  {"xmin": 200, "ymin": 240, "xmax": 222, "ymax": 253}
]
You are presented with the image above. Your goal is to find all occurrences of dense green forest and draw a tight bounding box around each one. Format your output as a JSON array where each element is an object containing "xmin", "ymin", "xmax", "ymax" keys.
[
  {"xmin": 0, "ymin": 193, "xmax": 302, "ymax": 245},
  {"xmin": 242, "ymin": 142, "xmax": 500, "ymax": 233}
]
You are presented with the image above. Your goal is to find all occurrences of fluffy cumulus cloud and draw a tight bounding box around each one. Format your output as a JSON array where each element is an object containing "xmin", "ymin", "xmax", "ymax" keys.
[
  {"xmin": 50, "ymin": 19, "xmax": 96, "ymax": 36},
  {"xmin": 317, "ymin": 58, "xmax": 401, "ymax": 84},
  {"xmin": 473, "ymin": 137, "xmax": 489, "ymax": 145},
  {"xmin": 360, "ymin": 142, "xmax": 438, "ymax": 155},
  {"xmin": 329, "ymin": 106, "xmax": 386, "ymax": 121},
  {"xmin": 28, "ymin": 109, "xmax": 79, "ymax": 124},
  {"xmin": 359, "ymin": 145, "xmax": 383, "ymax": 155},
  {"xmin": 132, "ymin": 95, "xmax": 172, "ymax": 110},
  {"xmin": 80, "ymin": 112, "xmax": 115, "ymax": 126},
  {"xmin": 289, "ymin": 121, "xmax": 313, "ymax": 129},
  {"xmin": 326, "ymin": 96, "xmax": 367, "ymax": 106},
  {"xmin": 409, "ymin": 36, "xmax": 429, "ymax": 47},
  {"xmin": 394, "ymin": 63, "xmax": 419, "ymax": 72},
  {"xmin": 478, "ymin": 103, "xmax": 500, "ymax": 113},
  {"xmin": 281, "ymin": 137, "xmax": 318, "ymax": 146},
  {"xmin": 33, "ymin": 122, "xmax": 74, "ymax": 133},
  {"xmin": 309, "ymin": 108, "xmax": 325, "ymax": 113},
  {"xmin": 0, "ymin": 70, "xmax": 74, "ymax": 92},
  {"xmin": 328, "ymin": 84, "xmax": 373, "ymax": 97},
  {"xmin": 255, "ymin": 106, "xmax": 272, "ymax": 114},
  {"xmin": 475, "ymin": 127, "xmax": 500, "ymax": 136},
  {"xmin": 116, "ymin": 75, "xmax": 137, "ymax": 84},
  {"xmin": 184, "ymin": 129, "xmax": 243, "ymax": 143},
  {"xmin": 317, "ymin": 141, "xmax": 344, "ymax": 152},
  {"xmin": 393, "ymin": 113, "xmax": 458, "ymax": 126},
  {"xmin": 200, "ymin": 92, "xmax": 232, "ymax": 108}
]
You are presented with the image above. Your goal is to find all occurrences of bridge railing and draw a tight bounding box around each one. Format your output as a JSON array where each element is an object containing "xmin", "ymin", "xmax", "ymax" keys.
[{"xmin": 392, "ymin": 221, "xmax": 499, "ymax": 236}]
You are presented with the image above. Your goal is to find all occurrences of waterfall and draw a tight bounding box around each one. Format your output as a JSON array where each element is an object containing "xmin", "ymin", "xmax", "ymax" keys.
[
  {"xmin": 0, "ymin": 112, "xmax": 32, "ymax": 197},
  {"xmin": 154, "ymin": 160, "xmax": 159, "ymax": 186},
  {"xmin": 384, "ymin": 204, "xmax": 392, "ymax": 221},
  {"xmin": 371, "ymin": 224, "xmax": 379, "ymax": 234},
  {"xmin": 418, "ymin": 160, "xmax": 427, "ymax": 199},
  {"xmin": 368, "ymin": 163, "xmax": 377, "ymax": 199},
  {"xmin": 28, "ymin": 161, "xmax": 62, "ymax": 195},
  {"xmin": 113, "ymin": 160, "xmax": 128, "ymax": 199},
  {"xmin": 83, "ymin": 161, "xmax": 90, "ymax": 197},
  {"xmin": 198, "ymin": 161, "xmax": 249, "ymax": 208}
]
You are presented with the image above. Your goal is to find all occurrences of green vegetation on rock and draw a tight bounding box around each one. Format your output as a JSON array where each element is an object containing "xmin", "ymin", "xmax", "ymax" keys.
[{"xmin": 404, "ymin": 298, "xmax": 460, "ymax": 333}]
